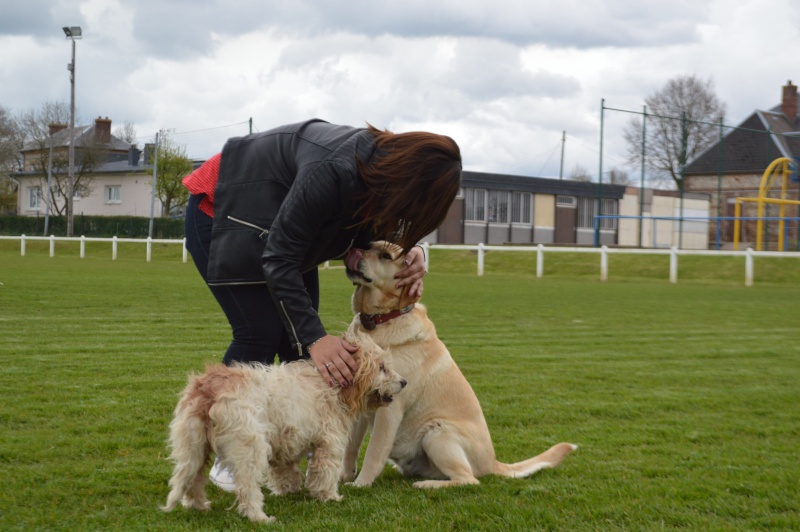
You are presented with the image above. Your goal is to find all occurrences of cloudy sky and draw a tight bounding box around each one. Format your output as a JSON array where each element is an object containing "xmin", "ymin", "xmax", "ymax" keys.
[{"xmin": 2, "ymin": 0, "xmax": 799, "ymax": 180}]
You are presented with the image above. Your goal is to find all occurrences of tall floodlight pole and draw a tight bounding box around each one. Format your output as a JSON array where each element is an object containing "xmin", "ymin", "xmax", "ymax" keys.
[{"xmin": 63, "ymin": 25, "xmax": 82, "ymax": 237}]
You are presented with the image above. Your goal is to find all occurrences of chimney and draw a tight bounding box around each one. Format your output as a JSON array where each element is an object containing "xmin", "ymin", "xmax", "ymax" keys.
[
  {"xmin": 781, "ymin": 80, "xmax": 797, "ymax": 121},
  {"xmin": 48, "ymin": 123, "xmax": 67, "ymax": 136},
  {"xmin": 94, "ymin": 116, "xmax": 112, "ymax": 144},
  {"xmin": 128, "ymin": 145, "xmax": 141, "ymax": 166},
  {"xmin": 143, "ymin": 143, "xmax": 155, "ymax": 164}
]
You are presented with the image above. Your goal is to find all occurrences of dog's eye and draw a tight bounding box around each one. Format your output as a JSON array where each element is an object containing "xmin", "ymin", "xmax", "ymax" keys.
[
  {"xmin": 379, "ymin": 252, "xmax": 393, "ymax": 261},
  {"xmin": 379, "ymin": 364, "xmax": 386, "ymax": 372}
]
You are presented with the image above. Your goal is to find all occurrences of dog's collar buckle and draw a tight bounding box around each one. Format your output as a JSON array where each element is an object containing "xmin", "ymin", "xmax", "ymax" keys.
[{"xmin": 360, "ymin": 304, "xmax": 415, "ymax": 330}]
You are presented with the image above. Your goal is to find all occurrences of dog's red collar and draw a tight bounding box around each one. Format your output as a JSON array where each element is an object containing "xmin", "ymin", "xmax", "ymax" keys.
[{"xmin": 359, "ymin": 304, "xmax": 415, "ymax": 330}]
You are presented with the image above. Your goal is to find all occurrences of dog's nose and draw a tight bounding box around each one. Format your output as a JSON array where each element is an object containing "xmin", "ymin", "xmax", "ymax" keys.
[{"xmin": 400, "ymin": 379, "xmax": 407, "ymax": 388}]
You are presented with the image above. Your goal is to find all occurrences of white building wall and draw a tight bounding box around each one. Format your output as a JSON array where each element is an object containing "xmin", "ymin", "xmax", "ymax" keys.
[
  {"xmin": 16, "ymin": 173, "xmax": 164, "ymax": 218},
  {"xmin": 618, "ymin": 192, "xmax": 642, "ymax": 246}
]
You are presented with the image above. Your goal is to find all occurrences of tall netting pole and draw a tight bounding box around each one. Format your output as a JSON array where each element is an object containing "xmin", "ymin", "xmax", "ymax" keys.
[
  {"xmin": 716, "ymin": 118, "xmax": 724, "ymax": 249},
  {"xmin": 678, "ymin": 112, "xmax": 687, "ymax": 249},
  {"xmin": 639, "ymin": 105, "xmax": 647, "ymax": 248},
  {"xmin": 596, "ymin": 98, "xmax": 605, "ymax": 247}
]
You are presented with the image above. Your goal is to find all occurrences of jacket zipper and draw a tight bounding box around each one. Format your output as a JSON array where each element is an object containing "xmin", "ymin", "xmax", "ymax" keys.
[
  {"xmin": 279, "ymin": 300, "xmax": 304, "ymax": 357},
  {"xmin": 227, "ymin": 215, "xmax": 270, "ymax": 239}
]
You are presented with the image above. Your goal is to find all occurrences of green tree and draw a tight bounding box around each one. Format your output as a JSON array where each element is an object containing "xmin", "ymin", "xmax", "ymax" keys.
[
  {"xmin": 153, "ymin": 133, "xmax": 192, "ymax": 217},
  {"xmin": 0, "ymin": 105, "xmax": 21, "ymax": 213}
]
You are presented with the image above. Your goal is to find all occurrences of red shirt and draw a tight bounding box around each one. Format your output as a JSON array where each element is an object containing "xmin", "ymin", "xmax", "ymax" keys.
[{"xmin": 182, "ymin": 152, "xmax": 221, "ymax": 217}]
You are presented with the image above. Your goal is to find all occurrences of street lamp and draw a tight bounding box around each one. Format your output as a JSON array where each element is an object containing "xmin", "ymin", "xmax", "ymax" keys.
[{"xmin": 63, "ymin": 25, "xmax": 81, "ymax": 237}]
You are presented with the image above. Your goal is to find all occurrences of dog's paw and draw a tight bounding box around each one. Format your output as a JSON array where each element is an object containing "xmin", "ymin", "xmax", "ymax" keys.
[
  {"xmin": 182, "ymin": 497, "xmax": 211, "ymax": 511},
  {"xmin": 311, "ymin": 490, "xmax": 343, "ymax": 502},
  {"xmin": 242, "ymin": 509, "xmax": 275, "ymax": 524},
  {"xmin": 345, "ymin": 479, "xmax": 373, "ymax": 488},
  {"xmin": 340, "ymin": 470, "xmax": 356, "ymax": 482}
]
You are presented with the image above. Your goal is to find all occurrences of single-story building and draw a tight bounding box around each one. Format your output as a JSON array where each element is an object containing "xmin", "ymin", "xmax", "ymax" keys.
[{"xmin": 428, "ymin": 171, "xmax": 709, "ymax": 249}]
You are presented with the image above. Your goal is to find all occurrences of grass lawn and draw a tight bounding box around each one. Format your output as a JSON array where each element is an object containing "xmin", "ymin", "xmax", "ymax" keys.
[{"xmin": 1, "ymin": 241, "xmax": 798, "ymax": 530}]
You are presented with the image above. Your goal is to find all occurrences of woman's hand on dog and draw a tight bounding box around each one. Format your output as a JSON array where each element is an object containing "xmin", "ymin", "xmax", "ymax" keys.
[
  {"xmin": 308, "ymin": 334, "xmax": 358, "ymax": 387},
  {"xmin": 394, "ymin": 245, "xmax": 426, "ymax": 298}
]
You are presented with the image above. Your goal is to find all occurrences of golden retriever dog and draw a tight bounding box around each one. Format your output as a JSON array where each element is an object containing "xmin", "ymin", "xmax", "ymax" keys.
[
  {"xmin": 162, "ymin": 331, "xmax": 406, "ymax": 523},
  {"xmin": 342, "ymin": 242, "xmax": 576, "ymax": 489}
]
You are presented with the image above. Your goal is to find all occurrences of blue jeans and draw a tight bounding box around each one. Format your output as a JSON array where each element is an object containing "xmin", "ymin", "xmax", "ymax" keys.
[{"xmin": 184, "ymin": 193, "xmax": 319, "ymax": 366}]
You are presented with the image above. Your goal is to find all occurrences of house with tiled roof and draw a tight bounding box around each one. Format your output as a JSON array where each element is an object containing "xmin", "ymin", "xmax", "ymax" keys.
[
  {"xmin": 684, "ymin": 81, "xmax": 800, "ymax": 248},
  {"xmin": 14, "ymin": 117, "xmax": 166, "ymax": 218}
]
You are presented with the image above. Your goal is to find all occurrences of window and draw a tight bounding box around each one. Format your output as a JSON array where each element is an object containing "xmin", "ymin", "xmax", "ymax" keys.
[
  {"xmin": 557, "ymin": 196, "xmax": 577, "ymax": 207},
  {"xmin": 465, "ymin": 188, "xmax": 486, "ymax": 221},
  {"xmin": 487, "ymin": 190, "xmax": 509, "ymax": 223},
  {"xmin": 28, "ymin": 187, "xmax": 42, "ymax": 210},
  {"xmin": 511, "ymin": 192, "xmax": 532, "ymax": 224},
  {"xmin": 106, "ymin": 185, "xmax": 121, "ymax": 204},
  {"xmin": 578, "ymin": 197, "xmax": 618, "ymax": 229},
  {"xmin": 600, "ymin": 198, "xmax": 618, "ymax": 229}
]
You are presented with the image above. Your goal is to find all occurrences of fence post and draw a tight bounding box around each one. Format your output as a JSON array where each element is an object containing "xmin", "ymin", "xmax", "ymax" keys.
[
  {"xmin": 80, "ymin": 235, "xmax": 86, "ymax": 258},
  {"xmin": 536, "ymin": 244, "xmax": 544, "ymax": 278},
  {"xmin": 477, "ymin": 243, "xmax": 484, "ymax": 276},
  {"xmin": 745, "ymin": 247, "xmax": 754, "ymax": 287},
  {"xmin": 669, "ymin": 246, "xmax": 678, "ymax": 284},
  {"xmin": 146, "ymin": 236, "xmax": 152, "ymax": 262},
  {"xmin": 182, "ymin": 238, "xmax": 188, "ymax": 263},
  {"xmin": 112, "ymin": 236, "xmax": 118, "ymax": 261},
  {"xmin": 600, "ymin": 245, "xmax": 609, "ymax": 281},
  {"xmin": 49, "ymin": 235, "xmax": 55, "ymax": 258},
  {"xmin": 21, "ymin": 234, "xmax": 26, "ymax": 256}
]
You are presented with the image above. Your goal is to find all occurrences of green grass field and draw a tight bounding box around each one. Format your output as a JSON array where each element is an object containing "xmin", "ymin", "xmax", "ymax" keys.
[{"xmin": 1, "ymin": 241, "xmax": 799, "ymax": 530}]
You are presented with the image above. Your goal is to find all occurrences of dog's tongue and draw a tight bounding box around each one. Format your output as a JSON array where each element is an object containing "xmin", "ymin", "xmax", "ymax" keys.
[{"xmin": 345, "ymin": 247, "xmax": 363, "ymax": 271}]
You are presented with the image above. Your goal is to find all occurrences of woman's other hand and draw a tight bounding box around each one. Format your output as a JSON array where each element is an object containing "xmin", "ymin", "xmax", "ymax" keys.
[{"xmin": 308, "ymin": 334, "xmax": 358, "ymax": 387}]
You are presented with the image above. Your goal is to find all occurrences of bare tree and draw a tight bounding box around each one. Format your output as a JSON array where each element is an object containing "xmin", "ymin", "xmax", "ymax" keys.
[
  {"xmin": 623, "ymin": 75, "xmax": 726, "ymax": 190},
  {"xmin": 607, "ymin": 167, "xmax": 632, "ymax": 185},
  {"xmin": 569, "ymin": 163, "xmax": 592, "ymax": 182},
  {"xmin": 16, "ymin": 101, "xmax": 105, "ymax": 215},
  {"xmin": 153, "ymin": 132, "xmax": 193, "ymax": 216},
  {"xmin": 113, "ymin": 121, "xmax": 138, "ymax": 145}
]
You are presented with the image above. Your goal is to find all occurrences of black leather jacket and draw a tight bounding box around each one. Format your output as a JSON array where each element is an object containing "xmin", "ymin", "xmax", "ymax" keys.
[{"xmin": 207, "ymin": 119, "xmax": 377, "ymax": 355}]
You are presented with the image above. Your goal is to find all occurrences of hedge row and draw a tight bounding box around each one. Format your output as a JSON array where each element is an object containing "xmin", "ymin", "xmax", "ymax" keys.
[{"xmin": 0, "ymin": 215, "xmax": 185, "ymax": 239}]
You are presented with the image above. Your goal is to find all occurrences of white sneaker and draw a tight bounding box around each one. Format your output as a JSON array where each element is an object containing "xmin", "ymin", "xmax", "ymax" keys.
[{"xmin": 209, "ymin": 458, "xmax": 236, "ymax": 492}]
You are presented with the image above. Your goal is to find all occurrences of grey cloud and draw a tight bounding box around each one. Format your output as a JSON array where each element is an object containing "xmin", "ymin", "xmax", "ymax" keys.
[
  {"xmin": 25, "ymin": 0, "xmax": 710, "ymax": 62},
  {"xmin": 0, "ymin": 1, "xmax": 83, "ymax": 38},
  {"xmin": 447, "ymin": 39, "xmax": 580, "ymax": 100}
]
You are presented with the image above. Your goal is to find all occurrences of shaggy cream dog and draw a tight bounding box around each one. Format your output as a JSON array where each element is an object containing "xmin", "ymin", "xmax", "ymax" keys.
[
  {"xmin": 162, "ymin": 332, "xmax": 406, "ymax": 523},
  {"xmin": 343, "ymin": 242, "xmax": 576, "ymax": 489}
]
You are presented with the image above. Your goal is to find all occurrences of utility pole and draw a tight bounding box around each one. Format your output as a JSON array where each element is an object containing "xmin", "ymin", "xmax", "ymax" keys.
[
  {"xmin": 63, "ymin": 26, "xmax": 82, "ymax": 237},
  {"xmin": 559, "ymin": 130, "xmax": 565, "ymax": 180}
]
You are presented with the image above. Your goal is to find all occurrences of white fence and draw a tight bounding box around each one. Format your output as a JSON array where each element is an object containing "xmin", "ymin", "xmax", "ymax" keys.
[
  {"xmin": 0, "ymin": 234, "xmax": 189, "ymax": 263},
  {"xmin": 420, "ymin": 243, "xmax": 799, "ymax": 288},
  {"xmin": 3, "ymin": 235, "xmax": 799, "ymax": 287}
]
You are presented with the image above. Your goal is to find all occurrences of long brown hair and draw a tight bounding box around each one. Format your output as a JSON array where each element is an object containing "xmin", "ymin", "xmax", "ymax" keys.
[{"xmin": 356, "ymin": 124, "xmax": 462, "ymax": 253}]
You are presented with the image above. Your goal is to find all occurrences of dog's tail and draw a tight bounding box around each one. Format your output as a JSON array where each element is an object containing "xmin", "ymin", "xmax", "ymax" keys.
[
  {"xmin": 492, "ymin": 442, "xmax": 577, "ymax": 478},
  {"xmin": 162, "ymin": 379, "xmax": 214, "ymax": 512}
]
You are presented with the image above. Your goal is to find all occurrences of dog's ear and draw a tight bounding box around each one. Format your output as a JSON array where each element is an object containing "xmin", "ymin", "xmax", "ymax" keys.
[
  {"xmin": 338, "ymin": 345, "xmax": 377, "ymax": 413},
  {"xmin": 398, "ymin": 283, "xmax": 421, "ymax": 309}
]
